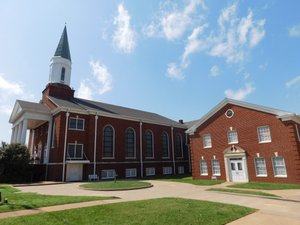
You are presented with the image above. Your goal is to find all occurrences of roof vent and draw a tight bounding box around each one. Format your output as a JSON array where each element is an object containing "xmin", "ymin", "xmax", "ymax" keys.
[{"xmin": 179, "ymin": 119, "xmax": 184, "ymax": 124}]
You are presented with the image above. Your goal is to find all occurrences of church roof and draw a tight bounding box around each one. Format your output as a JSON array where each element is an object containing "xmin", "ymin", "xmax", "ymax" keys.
[
  {"xmin": 54, "ymin": 26, "xmax": 71, "ymax": 61},
  {"xmin": 48, "ymin": 96, "xmax": 187, "ymax": 128}
]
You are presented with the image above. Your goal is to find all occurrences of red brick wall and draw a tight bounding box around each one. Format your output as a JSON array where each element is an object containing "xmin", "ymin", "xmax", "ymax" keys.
[
  {"xmin": 190, "ymin": 104, "xmax": 300, "ymax": 184},
  {"xmin": 45, "ymin": 111, "xmax": 189, "ymax": 181}
]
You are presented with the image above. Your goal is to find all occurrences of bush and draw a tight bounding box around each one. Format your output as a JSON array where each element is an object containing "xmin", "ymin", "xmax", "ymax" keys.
[{"xmin": 0, "ymin": 142, "xmax": 32, "ymax": 182}]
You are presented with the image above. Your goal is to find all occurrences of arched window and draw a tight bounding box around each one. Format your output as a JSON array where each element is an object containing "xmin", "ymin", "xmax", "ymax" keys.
[
  {"xmin": 103, "ymin": 125, "xmax": 114, "ymax": 158},
  {"xmin": 61, "ymin": 67, "xmax": 65, "ymax": 82},
  {"xmin": 175, "ymin": 134, "xmax": 183, "ymax": 158},
  {"xmin": 125, "ymin": 128, "xmax": 136, "ymax": 158},
  {"xmin": 145, "ymin": 130, "xmax": 154, "ymax": 158},
  {"xmin": 161, "ymin": 131, "xmax": 169, "ymax": 158}
]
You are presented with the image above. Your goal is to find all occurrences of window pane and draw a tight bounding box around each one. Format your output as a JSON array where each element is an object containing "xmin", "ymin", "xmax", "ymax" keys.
[
  {"xmin": 200, "ymin": 160, "xmax": 208, "ymax": 175},
  {"xmin": 176, "ymin": 134, "xmax": 183, "ymax": 157},
  {"xmin": 162, "ymin": 132, "xmax": 169, "ymax": 158},
  {"xmin": 67, "ymin": 144, "xmax": 75, "ymax": 158},
  {"xmin": 69, "ymin": 118, "xmax": 77, "ymax": 129},
  {"xmin": 212, "ymin": 159, "xmax": 220, "ymax": 175},
  {"xmin": 126, "ymin": 128, "xmax": 135, "ymax": 158},
  {"xmin": 228, "ymin": 131, "xmax": 238, "ymax": 144},
  {"xmin": 103, "ymin": 126, "xmax": 114, "ymax": 158},
  {"xmin": 145, "ymin": 131, "xmax": 153, "ymax": 158},
  {"xmin": 75, "ymin": 145, "xmax": 83, "ymax": 158},
  {"xmin": 203, "ymin": 134, "xmax": 212, "ymax": 148},
  {"xmin": 77, "ymin": 119, "xmax": 84, "ymax": 130},
  {"xmin": 272, "ymin": 157, "xmax": 287, "ymax": 176},
  {"xmin": 255, "ymin": 158, "xmax": 267, "ymax": 176}
]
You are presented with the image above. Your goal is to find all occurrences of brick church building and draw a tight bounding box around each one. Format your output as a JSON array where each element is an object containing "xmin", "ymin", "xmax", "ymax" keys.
[
  {"xmin": 187, "ymin": 98, "xmax": 300, "ymax": 184},
  {"xmin": 9, "ymin": 27, "xmax": 190, "ymax": 181},
  {"xmin": 8, "ymin": 27, "xmax": 300, "ymax": 184}
]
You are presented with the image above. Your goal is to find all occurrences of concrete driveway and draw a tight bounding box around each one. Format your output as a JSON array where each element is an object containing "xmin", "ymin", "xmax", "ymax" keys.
[{"xmin": 9, "ymin": 181, "xmax": 300, "ymax": 224}]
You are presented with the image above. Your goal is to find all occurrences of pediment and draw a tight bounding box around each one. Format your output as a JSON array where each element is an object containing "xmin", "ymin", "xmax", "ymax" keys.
[{"xmin": 223, "ymin": 145, "xmax": 246, "ymax": 155}]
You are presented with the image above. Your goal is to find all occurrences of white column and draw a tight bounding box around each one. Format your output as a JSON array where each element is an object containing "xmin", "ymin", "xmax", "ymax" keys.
[
  {"xmin": 10, "ymin": 127, "xmax": 16, "ymax": 143},
  {"xmin": 20, "ymin": 119, "xmax": 28, "ymax": 144},
  {"xmin": 17, "ymin": 123, "xmax": 22, "ymax": 143},
  {"xmin": 45, "ymin": 119, "xmax": 52, "ymax": 164},
  {"xmin": 62, "ymin": 111, "xmax": 70, "ymax": 182}
]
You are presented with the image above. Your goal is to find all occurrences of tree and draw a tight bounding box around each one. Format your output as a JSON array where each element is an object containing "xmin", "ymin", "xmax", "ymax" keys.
[{"xmin": 0, "ymin": 143, "xmax": 32, "ymax": 182}]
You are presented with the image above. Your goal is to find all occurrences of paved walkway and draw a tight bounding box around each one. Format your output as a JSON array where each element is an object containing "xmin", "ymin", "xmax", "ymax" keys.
[{"xmin": 0, "ymin": 181, "xmax": 300, "ymax": 224}]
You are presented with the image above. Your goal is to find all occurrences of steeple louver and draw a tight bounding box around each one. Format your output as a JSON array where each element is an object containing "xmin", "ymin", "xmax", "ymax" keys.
[{"xmin": 54, "ymin": 26, "xmax": 71, "ymax": 61}]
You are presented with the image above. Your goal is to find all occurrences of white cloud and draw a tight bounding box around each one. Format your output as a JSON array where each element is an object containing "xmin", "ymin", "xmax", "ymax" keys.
[
  {"xmin": 286, "ymin": 76, "xmax": 300, "ymax": 88},
  {"xmin": 113, "ymin": 3, "xmax": 137, "ymax": 53},
  {"xmin": 166, "ymin": 63, "xmax": 184, "ymax": 80},
  {"xmin": 210, "ymin": 65, "xmax": 221, "ymax": 77},
  {"xmin": 76, "ymin": 80, "xmax": 93, "ymax": 99},
  {"xmin": 289, "ymin": 24, "xmax": 300, "ymax": 37},
  {"xmin": 0, "ymin": 73, "xmax": 34, "ymax": 115},
  {"xmin": 90, "ymin": 60, "xmax": 112, "ymax": 95},
  {"xmin": 0, "ymin": 73, "xmax": 24, "ymax": 95},
  {"xmin": 209, "ymin": 3, "xmax": 266, "ymax": 63},
  {"xmin": 224, "ymin": 83, "xmax": 255, "ymax": 100},
  {"xmin": 144, "ymin": 0, "xmax": 206, "ymax": 40},
  {"xmin": 182, "ymin": 24, "xmax": 208, "ymax": 67}
]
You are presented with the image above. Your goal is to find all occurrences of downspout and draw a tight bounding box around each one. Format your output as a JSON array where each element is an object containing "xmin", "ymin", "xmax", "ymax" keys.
[
  {"xmin": 45, "ymin": 119, "xmax": 53, "ymax": 180},
  {"xmin": 171, "ymin": 126, "xmax": 176, "ymax": 174},
  {"xmin": 93, "ymin": 114, "xmax": 98, "ymax": 176},
  {"xmin": 139, "ymin": 121, "xmax": 143, "ymax": 178},
  {"xmin": 62, "ymin": 110, "xmax": 69, "ymax": 182}
]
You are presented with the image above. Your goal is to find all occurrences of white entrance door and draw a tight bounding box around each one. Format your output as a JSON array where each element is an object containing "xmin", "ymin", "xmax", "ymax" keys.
[
  {"xmin": 230, "ymin": 158, "xmax": 246, "ymax": 182},
  {"xmin": 66, "ymin": 164, "xmax": 83, "ymax": 181}
]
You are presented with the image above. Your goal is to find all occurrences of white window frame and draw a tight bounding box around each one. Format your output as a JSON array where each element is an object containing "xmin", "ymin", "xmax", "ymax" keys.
[
  {"xmin": 200, "ymin": 160, "xmax": 208, "ymax": 176},
  {"xmin": 212, "ymin": 159, "xmax": 221, "ymax": 176},
  {"xmin": 146, "ymin": 167, "xmax": 155, "ymax": 176},
  {"xmin": 272, "ymin": 156, "xmax": 287, "ymax": 178},
  {"xmin": 101, "ymin": 169, "xmax": 116, "ymax": 179},
  {"xmin": 178, "ymin": 166, "xmax": 185, "ymax": 174},
  {"xmin": 227, "ymin": 130, "xmax": 238, "ymax": 144},
  {"xmin": 67, "ymin": 142, "xmax": 83, "ymax": 159},
  {"xmin": 163, "ymin": 167, "xmax": 173, "ymax": 175},
  {"xmin": 254, "ymin": 157, "xmax": 267, "ymax": 177},
  {"xmin": 203, "ymin": 134, "xmax": 212, "ymax": 149},
  {"xmin": 125, "ymin": 168, "xmax": 137, "ymax": 178},
  {"xmin": 257, "ymin": 126, "xmax": 271, "ymax": 143},
  {"xmin": 69, "ymin": 116, "xmax": 85, "ymax": 131}
]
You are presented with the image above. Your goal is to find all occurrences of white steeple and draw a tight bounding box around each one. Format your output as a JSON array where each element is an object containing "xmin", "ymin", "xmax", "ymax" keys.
[{"xmin": 49, "ymin": 26, "xmax": 72, "ymax": 86}]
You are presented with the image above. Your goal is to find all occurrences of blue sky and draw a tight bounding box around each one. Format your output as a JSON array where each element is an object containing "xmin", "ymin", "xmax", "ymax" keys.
[{"xmin": 1, "ymin": 0, "xmax": 300, "ymax": 143}]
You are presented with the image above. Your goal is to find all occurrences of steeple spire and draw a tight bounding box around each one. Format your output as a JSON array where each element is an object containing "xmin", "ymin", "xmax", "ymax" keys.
[{"xmin": 54, "ymin": 26, "xmax": 71, "ymax": 61}]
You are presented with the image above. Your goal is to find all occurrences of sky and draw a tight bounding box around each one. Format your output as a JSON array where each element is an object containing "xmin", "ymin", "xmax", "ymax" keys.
[{"xmin": 0, "ymin": 0, "xmax": 300, "ymax": 143}]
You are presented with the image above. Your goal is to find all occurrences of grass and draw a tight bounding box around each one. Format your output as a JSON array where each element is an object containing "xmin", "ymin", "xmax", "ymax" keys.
[
  {"xmin": 0, "ymin": 185, "xmax": 112, "ymax": 213},
  {"xmin": 150, "ymin": 175, "xmax": 225, "ymax": 186},
  {"xmin": 228, "ymin": 182, "xmax": 300, "ymax": 190},
  {"xmin": 80, "ymin": 180, "xmax": 152, "ymax": 190},
  {"xmin": 0, "ymin": 198, "xmax": 256, "ymax": 225},
  {"xmin": 207, "ymin": 188, "xmax": 280, "ymax": 198}
]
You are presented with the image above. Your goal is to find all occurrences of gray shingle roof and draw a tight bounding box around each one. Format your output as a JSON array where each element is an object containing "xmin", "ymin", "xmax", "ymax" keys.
[
  {"xmin": 49, "ymin": 96, "xmax": 186, "ymax": 128},
  {"xmin": 18, "ymin": 100, "xmax": 51, "ymax": 114}
]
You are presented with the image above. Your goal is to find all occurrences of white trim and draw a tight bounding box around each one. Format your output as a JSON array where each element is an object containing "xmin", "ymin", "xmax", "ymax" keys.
[
  {"xmin": 93, "ymin": 114, "xmax": 98, "ymax": 176},
  {"xmin": 125, "ymin": 168, "xmax": 137, "ymax": 178},
  {"xmin": 254, "ymin": 157, "xmax": 268, "ymax": 177},
  {"xmin": 272, "ymin": 156, "xmax": 287, "ymax": 178},
  {"xmin": 162, "ymin": 166, "xmax": 173, "ymax": 175},
  {"xmin": 146, "ymin": 167, "xmax": 155, "ymax": 176},
  {"xmin": 211, "ymin": 159, "xmax": 221, "ymax": 176},
  {"xmin": 295, "ymin": 124, "xmax": 300, "ymax": 142},
  {"xmin": 69, "ymin": 117, "xmax": 85, "ymax": 131},
  {"xmin": 67, "ymin": 142, "xmax": 84, "ymax": 159},
  {"xmin": 101, "ymin": 169, "xmax": 115, "ymax": 179},
  {"xmin": 62, "ymin": 111, "xmax": 69, "ymax": 182},
  {"xmin": 199, "ymin": 159, "xmax": 208, "ymax": 176},
  {"xmin": 227, "ymin": 130, "xmax": 238, "ymax": 144},
  {"xmin": 186, "ymin": 98, "xmax": 296, "ymax": 135},
  {"xmin": 202, "ymin": 134, "xmax": 212, "ymax": 149}
]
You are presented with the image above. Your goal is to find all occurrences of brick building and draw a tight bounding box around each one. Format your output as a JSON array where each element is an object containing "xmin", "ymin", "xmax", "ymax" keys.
[
  {"xmin": 9, "ymin": 27, "xmax": 190, "ymax": 181},
  {"xmin": 187, "ymin": 98, "xmax": 300, "ymax": 184}
]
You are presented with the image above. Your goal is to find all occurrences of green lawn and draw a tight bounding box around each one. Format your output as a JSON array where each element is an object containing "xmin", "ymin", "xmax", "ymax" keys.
[
  {"xmin": 151, "ymin": 175, "xmax": 224, "ymax": 186},
  {"xmin": 80, "ymin": 180, "xmax": 152, "ymax": 190},
  {"xmin": 228, "ymin": 182, "xmax": 300, "ymax": 190},
  {"xmin": 0, "ymin": 185, "xmax": 112, "ymax": 213},
  {"xmin": 0, "ymin": 198, "xmax": 255, "ymax": 225},
  {"xmin": 207, "ymin": 188, "xmax": 280, "ymax": 198}
]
